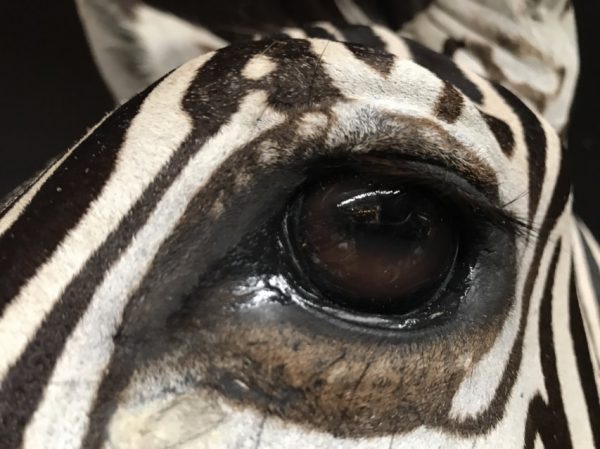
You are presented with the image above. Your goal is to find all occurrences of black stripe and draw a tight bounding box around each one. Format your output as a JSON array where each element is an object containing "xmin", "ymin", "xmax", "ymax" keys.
[
  {"xmin": 523, "ymin": 241, "xmax": 572, "ymax": 449},
  {"xmin": 493, "ymin": 82, "xmax": 547, "ymax": 223},
  {"xmin": 304, "ymin": 25, "xmax": 336, "ymax": 40},
  {"xmin": 450, "ymin": 136, "xmax": 570, "ymax": 435},
  {"xmin": 405, "ymin": 39, "xmax": 483, "ymax": 104},
  {"xmin": 480, "ymin": 111, "xmax": 515, "ymax": 157},
  {"xmin": 344, "ymin": 0, "xmax": 435, "ymax": 29},
  {"xmin": 344, "ymin": 42, "xmax": 395, "ymax": 76},
  {"xmin": 442, "ymin": 38, "xmax": 465, "ymax": 57},
  {"xmin": 569, "ymin": 264, "xmax": 600, "ymax": 447},
  {"xmin": 0, "ymin": 93, "xmax": 147, "ymax": 318},
  {"xmin": 71, "ymin": 38, "xmax": 340, "ymax": 448},
  {"xmin": 0, "ymin": 90, "xmax": 153, "ymax": 448},
  {"xmin": 0, "ymin": 154, "xmax": 61, "ymax": 221},
  {"xmin": 374, "ymin": 0, "xmax": 435, "ymax": 29},
  {"xmin": 0, "ymin": 44, "xmax": 254, "ymax": 445},
  {"xmin": 339, "ymin": 24, "xmax": 386, "ymax": 50}
]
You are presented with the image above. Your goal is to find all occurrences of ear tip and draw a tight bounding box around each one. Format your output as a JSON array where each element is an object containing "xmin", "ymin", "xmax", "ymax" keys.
[{"xmin": 77, "ymin": 0, "xmax": 228, "ymax": 103}]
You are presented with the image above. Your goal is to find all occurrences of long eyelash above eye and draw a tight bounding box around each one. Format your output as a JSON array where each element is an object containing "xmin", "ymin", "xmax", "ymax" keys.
[
  {"xmin": 412, "ymin": 176, "xmax": 532, "ymax": 238},
  {"xmin": 446, "ymin": 188, "xmax": 533, "ymax": 238}
]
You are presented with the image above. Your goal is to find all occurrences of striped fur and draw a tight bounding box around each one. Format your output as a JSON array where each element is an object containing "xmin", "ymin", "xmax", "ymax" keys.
[{"xmin": 0, "ymin": 1, "xmax": 598, "ymax": 448}]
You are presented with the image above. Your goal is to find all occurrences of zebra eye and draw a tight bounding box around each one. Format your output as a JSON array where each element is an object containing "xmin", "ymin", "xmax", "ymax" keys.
[{"xmin": 286, "ymin": 175, "xmax": 458, "ymax": 317}]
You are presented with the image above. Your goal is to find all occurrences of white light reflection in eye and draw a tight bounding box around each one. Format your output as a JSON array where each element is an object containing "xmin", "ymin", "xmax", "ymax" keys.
[{"xmin": 337, "ymin": 190, "xmax": 400, "ymax": 208}]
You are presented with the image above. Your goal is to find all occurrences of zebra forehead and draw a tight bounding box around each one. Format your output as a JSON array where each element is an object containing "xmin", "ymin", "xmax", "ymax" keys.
[
  {"xmin": 147, "ymin": 36, "xmax": 531, "ymax": 170},
  {"xmin": 162, "ymin": 36, "xmax": 550, "ymax": 213}
]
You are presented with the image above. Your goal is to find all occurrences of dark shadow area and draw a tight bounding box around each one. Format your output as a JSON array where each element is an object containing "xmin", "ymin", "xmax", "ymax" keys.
[
  {"xmin": 0, "ymin": 1, "xmax": 598, "ymax": 236},
  {"xmin": 570, "ymin": 0, "xmax": 600, "ymax": 236},
  {"xmin": 0, "ymin": 2, "xmax": 112, "ymax": 197}
]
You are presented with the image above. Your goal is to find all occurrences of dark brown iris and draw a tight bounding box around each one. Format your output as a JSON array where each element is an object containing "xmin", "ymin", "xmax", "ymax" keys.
[{"xmin": 289, "ymin": 177, "xmax": 458, "ymax": 315}]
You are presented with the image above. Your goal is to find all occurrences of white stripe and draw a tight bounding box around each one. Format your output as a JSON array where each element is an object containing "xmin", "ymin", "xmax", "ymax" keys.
[
  {"xmin": 133, "ymin": 4, "xmax": 228, "ymax": 84},
  {"xmin": 572, "ymin": 221, "xmax": 600, "ymax": 379},
  {"xmin": 23, "ymin": 89, "xmax": 285, "ymax": 449},
  {"xmin": 311, "ymin": 39, "xmax": 440, "ymax": 108},
  {"xmin": 552, "ymin": 227, "xmax": 596, "ymax": 448},
  {"xmin": 371, "ymin": 25, "xmax": 410, "ymax": 57},
  {"xmin": 0, "ymin": 53, "xmax": 210, "ymax": 383},
  {"xmin": 334, "ymin": 0, "xmax": 373, "ymax": 25},
  {"xmin": 313, "ymin": 22, "xmax": 345, "ymax": 41},
  {"xmin": 242, "ymin": 54, "xmax": 277, "ymax": 80},
  {"xmin": 281, "ymin": 27, "xmax": 308, "ymax": 39}
]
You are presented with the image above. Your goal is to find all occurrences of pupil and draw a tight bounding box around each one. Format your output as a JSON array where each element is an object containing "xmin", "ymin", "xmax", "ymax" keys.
[
  {"xmin": 337, "ymin": 193, "xmax": 429, "ymax": 255},
  {"xmin": 290, "ymin": 177, "xmax": 457, "ymax": 315}
]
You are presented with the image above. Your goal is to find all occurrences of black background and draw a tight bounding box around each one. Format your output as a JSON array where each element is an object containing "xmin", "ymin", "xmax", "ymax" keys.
[{"xmin": 0, "ymin": 2, "xmax": 598, "ymax": 236}]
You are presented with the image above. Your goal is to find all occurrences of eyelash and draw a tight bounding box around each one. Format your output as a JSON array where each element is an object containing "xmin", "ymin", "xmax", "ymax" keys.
[{"xmin": 413, "ymin": 176, "xmax": 530, "ymax": 238}]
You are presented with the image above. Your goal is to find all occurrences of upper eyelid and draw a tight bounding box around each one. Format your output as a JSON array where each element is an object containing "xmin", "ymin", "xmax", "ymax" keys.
[{"xmin": 323, "ymin": 112, "xmax": 501, "ymax": 186}]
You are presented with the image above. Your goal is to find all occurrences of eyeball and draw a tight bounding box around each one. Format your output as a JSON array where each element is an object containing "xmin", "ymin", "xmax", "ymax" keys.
[{"xmin": 286, "ymin": 175, "xmax": 458, "ymax": 316}]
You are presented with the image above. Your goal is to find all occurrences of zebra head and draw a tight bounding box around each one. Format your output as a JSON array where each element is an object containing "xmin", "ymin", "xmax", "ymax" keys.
[{"xmin": 0, "ymin": 1, "xmax": 598, "ymax": 448}]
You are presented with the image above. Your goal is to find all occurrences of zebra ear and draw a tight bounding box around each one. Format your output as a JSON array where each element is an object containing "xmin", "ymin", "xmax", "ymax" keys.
[
  {"xmin": 402, "ymin": 0, "xmax": 579, "ymax": 133},
  {"xmin": 76, "ymin": 0, "xmax": 228, "ymax": 103}
]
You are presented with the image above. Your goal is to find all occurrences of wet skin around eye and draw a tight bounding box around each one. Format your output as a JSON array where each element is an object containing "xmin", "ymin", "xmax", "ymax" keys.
[{"xmin": 107, "ymin": 154, "xmax": 517, "ymax": 438}]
